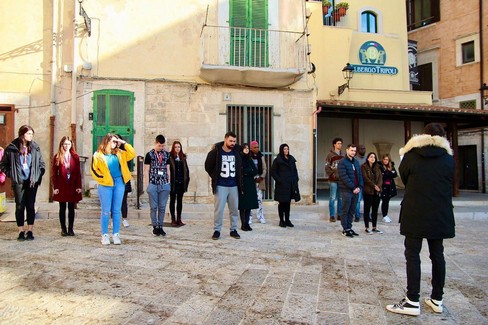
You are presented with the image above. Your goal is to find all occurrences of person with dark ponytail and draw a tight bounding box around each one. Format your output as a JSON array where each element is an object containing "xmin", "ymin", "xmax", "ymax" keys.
[
  {"xmin": 271, "ymin": 143, "xmax": 299, "ymax": 228},
  {"xmin": 52, "ymin": 136, "xmax": 82, "ymax": 236},
  {"xmin": 0, "ymin": 125, "xmax": 45, "ymax": 240},
  {"xmin": 168, "ymin": 140, "xmax": 190, "ymax": 226}
]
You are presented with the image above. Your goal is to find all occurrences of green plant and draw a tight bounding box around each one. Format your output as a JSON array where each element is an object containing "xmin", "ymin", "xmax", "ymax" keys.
[
  {"xmin": 335, "ymin": 2, "xmax": 349, "ymax": 9},
  {"xmin": 322, "ymin": 0, "xmax": 332, "ymax": 7}
]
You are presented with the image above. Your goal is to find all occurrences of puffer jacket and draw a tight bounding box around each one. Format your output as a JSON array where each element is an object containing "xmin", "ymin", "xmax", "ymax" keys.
[
  {"xmin": 337, "ymin": 156, "xmax": 363, "ymax": 191},
  {"xmin": 398, "ymin": 134, "xmax": 455, "ymax": 239}
]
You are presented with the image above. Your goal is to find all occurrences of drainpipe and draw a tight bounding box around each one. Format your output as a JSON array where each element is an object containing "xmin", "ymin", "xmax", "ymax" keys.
[
  {"xmin": 312, "ymin": 105, "xmax": 323, "ymax": 203},
  {"xmin": 480, "ymin": 0, "xmax": 486, "ymax": 193},
  {"xmin": 49, "ymin": 0, "xmax": 59, "ymax": 202},
  {"xmin": 71, "ymin": 0, "xmax": 80, "ymax": 145}
]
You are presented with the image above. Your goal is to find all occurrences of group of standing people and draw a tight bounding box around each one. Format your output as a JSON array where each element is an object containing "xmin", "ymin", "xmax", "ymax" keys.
[
  {"xmin": 205, "ymin": 132, "xmax": 299, "ymax": 240},
  {"xmin": 325, "ymin": 137, "xmax": 398, "ymax": 236}
]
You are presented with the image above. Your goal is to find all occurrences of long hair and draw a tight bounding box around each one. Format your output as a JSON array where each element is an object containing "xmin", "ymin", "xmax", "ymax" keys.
[
  {"xmin": 366, "ymin": 152, "xmax": 377, "ymax": 166},
  {"xmin": 17, "ymin": 125, "xmax": 34, "ymax": 153},
  {"xmin": 170, "ymin": 140, "xmax": 186, "ymax": 160},
  {"xmin": 381, "ymin": 154, "xmax": 392, "ymax": 169},
  {"xmin": 97, "ymin": 133, "xmax": 117, "ymax": 154},
  {"xmin": 54, "ymin": 136, "xmax": 77, "ymax": 166}
]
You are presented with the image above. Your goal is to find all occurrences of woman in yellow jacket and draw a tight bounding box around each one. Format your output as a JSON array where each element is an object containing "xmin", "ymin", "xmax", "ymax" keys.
[{"xmin": 91, "ymin": 134, "xmax": 135, "ymax": 245}]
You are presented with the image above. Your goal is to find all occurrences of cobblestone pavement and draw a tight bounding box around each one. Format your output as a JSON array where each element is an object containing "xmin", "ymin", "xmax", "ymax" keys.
[{"xmin": 0, "ymin": 193, "xmax": 487, "ymax": 324}]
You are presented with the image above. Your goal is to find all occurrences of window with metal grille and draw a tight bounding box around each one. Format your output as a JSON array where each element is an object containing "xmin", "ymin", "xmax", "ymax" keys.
[
  {"xmin": 406, "ymin": 0, "xmax": 440, "ymax": 31},
  {"xmin": 459, "ymin": 100, "xmax": 476, "ymax": 110},
  {"xmin": 227, "ymin": 105, "xmax": 274, "ymax": 200}
]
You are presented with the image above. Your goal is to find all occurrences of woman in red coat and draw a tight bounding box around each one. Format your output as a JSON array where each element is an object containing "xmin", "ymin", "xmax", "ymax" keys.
[{"xmin": 52, "ymin": 136, "xmax": 82, "ymax": 236}]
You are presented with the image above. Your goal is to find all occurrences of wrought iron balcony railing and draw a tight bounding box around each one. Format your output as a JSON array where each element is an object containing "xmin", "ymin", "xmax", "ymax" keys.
[{"xmin": 200, "ymin": 25, "xmax": 308, "ymax": 72}]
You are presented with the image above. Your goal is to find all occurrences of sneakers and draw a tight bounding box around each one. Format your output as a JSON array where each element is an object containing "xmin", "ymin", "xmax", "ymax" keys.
[
  {"xmin": 26, "ymin": 231, "xmax": 34, "ymax": 240},
  {"xmin": 159, "ymin": 227, "xmax": 166, "ymax": 237},
  {"xmin": 17, "ymin": 231, "xmax": 25, "ymax": 241},
  {"xmin": 153, "ymin": 226, "xmax": 160, "ymax": 237},
  {"xmin": 386, "ymin": 297, "xmax": 420, "ymax": 316},
  {"xmin": 372, "ymin": 228, "xmax": 384, "ymax": 234},
  {"xmin": 350, "ymin": 229, "xmax": 359, "ymax": 236},
  {"xmin": 212, "ymin": 231, "xmax": 220, "ymax": 240},
  {"xmin": 101, "ymin": 234, "xmax": 111, "ymax": 245},
  {"xmin": 342, "ymin": 230, "xmax": 354, "ymax": 238},
  {"xmin": 329, "ymin": 217, "xmax": 336, "ymax": 222},
  {"xmin": 230, "ymin": 230, "xmax": 241, "ymax": 239},
  {"xmin": 425, "ymin": 298, "xmax": 443, "ymax": 313},
  {"xmin": 122, "ymin": 219, "xmax": 130, "ymax": 227},
  {"xmin": 112, "ymin": 233, "xmax": 122, "ymax": 245},
  {"xmin": 258, "ymin": 217, "xmax": 266, "ymax": 224},
  {"xmin": 354, "ymin": 217, "xmax": 360, "ymax": 222},
  {"xmin": 365, "ymin": 228, "xmax": 373, "ymax": 235},
  {"xmin": 383, "ymin": 216, "xmax": 392, "ymax": 223}
]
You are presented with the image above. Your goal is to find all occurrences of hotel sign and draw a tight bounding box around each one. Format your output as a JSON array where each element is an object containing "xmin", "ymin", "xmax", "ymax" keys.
[{"xmin": 351, "ymin": 41, "xmax": 398, "ymax": 75}]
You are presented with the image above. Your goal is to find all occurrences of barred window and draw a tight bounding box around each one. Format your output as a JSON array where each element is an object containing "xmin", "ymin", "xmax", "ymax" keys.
[{"xmin": 459, "ymin": 100, "xmax": 476, "ymax": 110}]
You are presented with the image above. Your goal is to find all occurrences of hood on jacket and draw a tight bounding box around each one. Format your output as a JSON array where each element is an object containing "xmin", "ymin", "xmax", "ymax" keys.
[
  {"xmin": 399, "ymin": 134, "xmax": 453, "ymax": 157},
  {"xmin": 212, "ymin": 140, "xmax": 241, "ymax": 153}
]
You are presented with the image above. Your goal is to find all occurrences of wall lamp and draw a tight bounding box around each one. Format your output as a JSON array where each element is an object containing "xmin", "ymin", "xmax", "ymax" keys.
[
  {"xmin": 338, "ymin": 63, "xmax": 354, "ymax": 96},
  {"xmin": 480, "ymin": 83, "xmax": 488, "ymax": 106}
]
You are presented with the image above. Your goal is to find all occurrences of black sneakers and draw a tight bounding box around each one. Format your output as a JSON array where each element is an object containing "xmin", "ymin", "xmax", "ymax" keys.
[
  {"xmin": 230, "ymin": 230, "xmax": 240, "ymax": 239},
  {"xmin": 350, "ymin": 229, "xmax": 359, "ymax": 236},
  {"xmin": 26, "ymin": 231, "xmax": 34, "ymax": 240},
  {"xmin": 17, "ymin": 231, "xmax": 25, "ymax": 241},
  {"xmin": 159, "ymin": 227, "xmax": 166, "ymax": 237},
  {"xmin": 153, "ymin": 226, "xmax": 160, "ymax": 236},
  {"xmin": 342, "ymin": 230, "xmax": 354, "ymax": 238},
  {"xmin": 212, "ymin": 231, "xmax": 220, "ymax": 240}
]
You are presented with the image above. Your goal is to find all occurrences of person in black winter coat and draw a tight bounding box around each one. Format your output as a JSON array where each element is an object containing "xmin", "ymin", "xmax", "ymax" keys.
[
  {"xmin": 387, "ymin": 123, "xmax": 455, "ymax": 316},
  {"xmin": 271, "ymin": 143, "xmax": 299, "ymax": 228},
  {"xmin": 378, "ymin": 154, "xmax": 397, "ymax": 223},
  {"xmin": 0, "ymin": 125, "xmax": 45, "ymax": 241},
  {"xmin": 238, "ymin": 143, "xmax": 259, "ymax": 231}
]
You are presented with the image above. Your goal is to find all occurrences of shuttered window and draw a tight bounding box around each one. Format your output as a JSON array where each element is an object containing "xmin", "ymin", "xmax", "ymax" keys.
[{"xmin": 230, "ymin": 0, "xmax": 269, "ymax": 67}]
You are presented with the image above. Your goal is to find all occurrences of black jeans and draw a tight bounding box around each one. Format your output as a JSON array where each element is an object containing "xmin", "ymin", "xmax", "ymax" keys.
[
  {"xmin": 121, "ymin": 190, "xmax": 129, "ymax": 219},
  {"xmin": 363, "ymin": 193, "xmax": 380, "ymax": 228},
  {"xmin": 12, "ymin": 181, "xmax": 38, "ymax": 227},
  {"xmin": 405, "ymin": 237, "xmax": 445, "ymax": 302},
  {"xmin": 170, "ymin": 183, "xmax": 184, "ymax": 217},
  {"xmin": 59, "ymin": 202, "xmax": 75, "ymax": 230},
  {"xmin": 381, "ymin": 197, "xmax": 391, "ymax": 217}
]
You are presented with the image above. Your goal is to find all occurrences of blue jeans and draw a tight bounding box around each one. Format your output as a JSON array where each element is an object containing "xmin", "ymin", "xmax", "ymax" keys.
[
  {"xmin": 355, "ymin": 190, "xmax": 362, "ymax": 219},
  {"xmin": 328, "ymin": 182, "xmax": 342, "ymax": 218},
  {"xmin": 98, "ymin": 176, "xmax": 125, "ymax": 235},
  {"xmin": 147, "ymin": 183, "xmax": 171, "ymax": 227},
  {"xmin": 213, "ymin": 186, "xmax": 239, "ymax": 232},
  {"xmin": 339, "ymin": 189, "xmax": 358, "ymax": 231}
]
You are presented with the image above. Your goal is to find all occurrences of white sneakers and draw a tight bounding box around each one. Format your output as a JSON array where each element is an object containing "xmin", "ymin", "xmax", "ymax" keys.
[
  {"xmin": 112, "ymin": 233, "xmax": 122, "ymax": 245},
  {"xmin": 386, "ymin": 297, "xmax": 420, "ymax": 316},
  {"xmin": 386, "ymin": 297, "xmax": 444, "ymax": 316},
  {"xmin": 122, "ymin": 219, "xmax": 130, "ymax": 227},
  {"xmin": 425, "ymin": 298, "xmax": 443, "ymax": 313},
  {"xmin": 101, "ymin": 234, "xmax": 110, "ymax": 245},
  {"xmin": 383, "ymin": 216, "xmax": 392, "ymax": 223},
  {"xmin": 101, "ymin": 233, "xmax": 122, "ymax": 245}
]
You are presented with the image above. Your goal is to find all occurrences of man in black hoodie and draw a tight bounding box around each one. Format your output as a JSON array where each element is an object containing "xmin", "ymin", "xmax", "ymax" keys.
[
  {"xmin": 386, "ymin": 123, "xmax": 455, "ymax": 316},
  {"xmin": 205, "ymin": 131, "xmax": 242, "ymax": 240}
]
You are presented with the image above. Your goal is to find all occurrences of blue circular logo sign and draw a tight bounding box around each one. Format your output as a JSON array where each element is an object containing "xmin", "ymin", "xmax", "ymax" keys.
[{"xmin": 359, "ymin": 41, "xmax": 386, "ymax": 66}]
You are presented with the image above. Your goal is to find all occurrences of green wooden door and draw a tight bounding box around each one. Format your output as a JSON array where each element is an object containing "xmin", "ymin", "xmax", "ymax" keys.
[
  {"xmin": 92, "ymin": 90, "xmax": 134, "ymax": 166},
  {"xmin": 230, "ymin": 0, "xmax": 268, "ymax": 67}
]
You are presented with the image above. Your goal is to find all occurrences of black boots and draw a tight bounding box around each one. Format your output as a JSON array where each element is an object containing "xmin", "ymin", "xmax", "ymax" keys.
[{"xmin": 176, "ymin": 215, "xmax": 185, "ymax": 226}]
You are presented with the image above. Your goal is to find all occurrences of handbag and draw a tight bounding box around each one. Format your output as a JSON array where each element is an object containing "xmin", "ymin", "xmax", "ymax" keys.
[{"xmin": 293, "ymin": 185, "xmax": 301, "ymax": 202}]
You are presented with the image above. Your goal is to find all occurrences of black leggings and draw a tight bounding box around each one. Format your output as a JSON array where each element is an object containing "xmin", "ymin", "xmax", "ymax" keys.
[
  {"xmin": 121, "ymin": 190, "xmax": 128, "ymax": 219},
  {"xmin": 59, "ymin": 202, "xmax": 75, "ymax": 230},
  {"xmin": 12, "ymin": 182, "xmax": 38, "ymax": 227},
  {"xmin": 278, "ymin": 201, "xmax": 291, "ymax": 220},
  {"xmin": 170, "ymin": 183, "xmax": 184, "ymax": 217},
  {"xmin": 381, "ymin": 197, "xmax": 391, "ymax": 217}
]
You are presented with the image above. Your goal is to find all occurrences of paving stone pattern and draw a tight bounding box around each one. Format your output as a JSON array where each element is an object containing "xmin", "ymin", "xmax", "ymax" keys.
[{"xmin": 0, "ymin": 194, "xmax": 487, "ymax": 324}]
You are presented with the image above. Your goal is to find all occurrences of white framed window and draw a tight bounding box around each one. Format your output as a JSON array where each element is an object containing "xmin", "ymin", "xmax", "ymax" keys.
[{"xmin": 455, "ymin": 33, "xmax": 480, "ymax": 66}]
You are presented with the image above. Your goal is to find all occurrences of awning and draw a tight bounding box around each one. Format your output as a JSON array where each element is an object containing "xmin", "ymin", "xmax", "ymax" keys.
[{"xmin": 316, "ymin": 100, "xmax": 488, "ymax": 129}]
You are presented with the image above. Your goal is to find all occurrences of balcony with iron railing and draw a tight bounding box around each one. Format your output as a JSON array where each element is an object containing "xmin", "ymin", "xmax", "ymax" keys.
[{"xmin": 200, "ymin": 25, "xmax": 308, "ymax": 88}]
